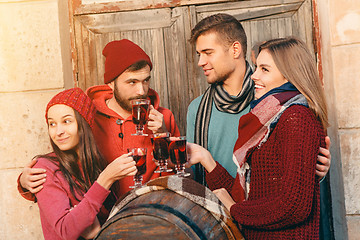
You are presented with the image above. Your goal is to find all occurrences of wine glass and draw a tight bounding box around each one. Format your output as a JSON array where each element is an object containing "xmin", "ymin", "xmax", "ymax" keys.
[
  {"xmin": 131, "ymin": 99, "xmax": 150, "ymax": 136},
  {"xmin": 168, "ymin": 136, "xmax": 190, "ymax": 177},
  {"xmin": 127, "ymin": 147, "xmax": 147, "ymax": 188},
  {"xmin": 150, "ymin": 132, "xmax": 172, "ymax": 173}
]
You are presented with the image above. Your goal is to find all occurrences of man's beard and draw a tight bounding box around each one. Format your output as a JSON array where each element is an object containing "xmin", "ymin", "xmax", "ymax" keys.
[{"xmin": 113, "ymin": 82, "xmax": 148, "ymax": 112}]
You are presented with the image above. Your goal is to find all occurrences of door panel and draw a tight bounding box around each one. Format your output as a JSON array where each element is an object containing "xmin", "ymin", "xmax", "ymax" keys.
[
  {"xmin": 72, "ymin": 0, "xmax": 315, "ymax": 135},
  {"xmin": 190, "ymin": 0, "xmax": 315, "ymax": 118}
]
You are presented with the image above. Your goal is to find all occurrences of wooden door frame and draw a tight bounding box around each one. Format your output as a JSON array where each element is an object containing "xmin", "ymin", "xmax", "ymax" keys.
[
  {"xmin": 67, "ymin": 0, "xmax": 237, "ymax": 86},
  {"xmin": 66, "ymin": 0, "xmax": 348, "ymax": 238},
  {"xmin": 71, "ymin": 0, "xmax": 237, "ymax": 15}
]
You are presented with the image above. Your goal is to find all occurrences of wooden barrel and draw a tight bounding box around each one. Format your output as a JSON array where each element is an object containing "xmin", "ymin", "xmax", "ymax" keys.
[{"xmin": 95, "ymin": 176, "xmax": 244, "ymax": 240}]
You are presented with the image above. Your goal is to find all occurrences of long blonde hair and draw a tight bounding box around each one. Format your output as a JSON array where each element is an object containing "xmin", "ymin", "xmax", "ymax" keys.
[{"xmin": 259, "ymin": 37, "xmax": 329, "ymax": 128}]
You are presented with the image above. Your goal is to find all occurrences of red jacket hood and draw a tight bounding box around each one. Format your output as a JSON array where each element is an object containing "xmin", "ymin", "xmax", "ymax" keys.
[{"xmin": 86, "ymin": 84, "xmax": 161, "ymax": 117}]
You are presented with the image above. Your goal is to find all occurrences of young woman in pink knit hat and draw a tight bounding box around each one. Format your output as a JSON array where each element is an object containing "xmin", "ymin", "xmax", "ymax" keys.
[
  {"xmin": 32, "ymin": 88, "xmax": 137, "ymax": 240},
  {"xmin": 187, "ymin": 37, "xmax": 328, "ymax": 239}
]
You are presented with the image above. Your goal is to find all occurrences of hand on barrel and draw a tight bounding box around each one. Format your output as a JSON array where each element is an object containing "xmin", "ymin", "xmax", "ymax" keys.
[
  {"xmin": 97, "ymin": 152, "xmax": 137, "ymax": 190},
  {"xmin": 19, "ymin": 158, "xmax": 47, "ymax": 194},
  {"xmin": 147, "ymin": 105, "xmax": 167, "ymax": 133},
  {"xmin": 186, "ymin": 142, "xmax": 217, "ymax": 173},
  {"xmin": 213, "ymin": 188, "xmax": 236, "ymax": 212},
  {"xmin": 81, "ymin": 217, "xmax": 101, "ymax": 239}
]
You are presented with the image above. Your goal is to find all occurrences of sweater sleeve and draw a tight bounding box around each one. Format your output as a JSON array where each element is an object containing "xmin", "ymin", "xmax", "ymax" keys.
[
  {"xmin": 35, "ymin": 159, "xmax": 110, "ymax": 240},
  {"xmin": 230, "ymin": 106, "xmax": 324, "ymax": 229},
  {"xmin": 206, "ymin": 162, "xmax": 235, "ymax": 191},
  {"xmin": 206, "ymin": 162, "xmax": 246, "ymax": 203}
]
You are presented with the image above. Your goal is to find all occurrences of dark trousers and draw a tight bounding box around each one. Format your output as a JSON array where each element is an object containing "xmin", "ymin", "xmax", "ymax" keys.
[{"xmin": 320, "ymin": 176, "xmax": 334, "ymax": 240}]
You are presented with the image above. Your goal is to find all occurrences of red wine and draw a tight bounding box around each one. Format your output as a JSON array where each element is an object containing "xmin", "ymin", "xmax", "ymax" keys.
[
  {"xmin": 133, "ymin": 155, "xmax": 146, "ymax": 177},
  {"xmin": 151, "ymin": 137, "xmax": 170, "ymax": 160},
  {"xmin": 132, "ymin": 103, "xmax": 149, "ymax": 125},
  {"xmin": 169, "ymin": 139, "xmax": 187, "ymax": 165}
]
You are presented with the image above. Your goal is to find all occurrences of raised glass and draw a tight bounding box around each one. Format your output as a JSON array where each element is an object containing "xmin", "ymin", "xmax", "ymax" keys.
[
  {"xmin": 150, "ymin": 132, "xmax": 172, "ymax": 173},
  {"xmin": 127, "ymin": 147, "xmax": 147, "ymax": 188},
  {"xmin": 168, "ymin": 136, "xmax": 190, "ymax": 177},
  {"xmin": 131, "ymin": 99, "xmax": 150, "ymax": 136}
]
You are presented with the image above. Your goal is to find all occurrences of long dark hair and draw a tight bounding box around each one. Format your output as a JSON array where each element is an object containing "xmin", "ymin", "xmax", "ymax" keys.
[{"xmin": 38, "ymin": 110, "xmax": 106, "ymax": 201}]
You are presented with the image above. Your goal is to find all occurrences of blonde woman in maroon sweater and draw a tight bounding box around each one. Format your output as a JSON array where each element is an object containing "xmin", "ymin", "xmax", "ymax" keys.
[{"xmin": 188, "ymin": 37, "xmax": 328, "ymax": 239}]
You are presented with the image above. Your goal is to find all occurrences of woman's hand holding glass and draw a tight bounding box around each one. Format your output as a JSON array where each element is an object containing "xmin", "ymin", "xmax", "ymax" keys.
[
  {"xmin": 96, "ymin": 152, "xmax": 137, "ymax": 190},
  {"xmin": 186, "ymin": 142, "xmax": 217, "ymax": 173}
]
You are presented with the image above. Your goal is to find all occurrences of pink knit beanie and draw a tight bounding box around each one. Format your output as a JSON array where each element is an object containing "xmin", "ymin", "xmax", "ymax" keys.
[
  {"xmin": 102, "ymin": 39, "xmax": 152, "ymax": 84},
  {"xmin": 45, "ymin": 88, "xmax": 96, "ymax": 128}
]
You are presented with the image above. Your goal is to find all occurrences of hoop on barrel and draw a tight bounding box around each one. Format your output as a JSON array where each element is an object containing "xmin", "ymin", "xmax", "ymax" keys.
[{"xmin": 95, "ymin": 176, "xmax": 244, "ymax": 240}]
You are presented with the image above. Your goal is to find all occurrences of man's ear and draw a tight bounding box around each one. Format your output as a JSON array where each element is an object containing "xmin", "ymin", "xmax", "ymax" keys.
[
  {"xmin": 107, "ymin": 81, "xmax": 114, "ymax": 91},
  {"xmin": 231, "ymin": 41, "xmax": 242, "ymax": 59}
]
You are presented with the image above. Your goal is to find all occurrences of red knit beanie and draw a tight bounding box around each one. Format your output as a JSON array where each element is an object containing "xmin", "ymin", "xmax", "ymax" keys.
[
  {"xmin": 103, "ymin": 39, "xmax": 153, "ymax": 84},
  {"xmin": 45, "ymin": 88, "xmax": 96, "ymax": 128}
]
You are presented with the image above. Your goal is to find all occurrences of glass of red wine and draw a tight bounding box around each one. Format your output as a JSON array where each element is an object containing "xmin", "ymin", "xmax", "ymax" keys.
[
  {"xmin": 150, "ymin": 132, "xmax": 172, "ymax": 173},
  {"xmin": 168, "ymin": 136, "xmax": 190, "ymax": 177},
  {"xmin": 130, "ymin": 99, "xmax": 150, "ymax": 136},
  {"xmin": 127, "ymin": 147, "xmax": 147, "ymax": 188}
]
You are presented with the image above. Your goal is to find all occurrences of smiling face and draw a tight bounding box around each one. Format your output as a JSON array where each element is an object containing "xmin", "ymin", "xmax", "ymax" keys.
[
  {"xmin": 108, "ymin": 65, "xmax": 151, "ymax": 112},
  {"xmin": 195, "ymin": 32, "xmax": 237, "ymax": 84},
  {"xmin": 251, "ymin": 49, "xmax": 288, "ymax": 99},
  {"xmin": 47, "ymin": 104, "xmax": 79, "ymax": 152}
]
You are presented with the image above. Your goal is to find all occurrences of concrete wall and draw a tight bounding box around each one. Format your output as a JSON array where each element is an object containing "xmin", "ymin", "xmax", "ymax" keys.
[
  {"xmin": 0, "ymin": 0, "xmax": 71, "ymax": 239},
  {"xmin": 0, "ymin": 0, "xmax": 359, "ymax": 239}
]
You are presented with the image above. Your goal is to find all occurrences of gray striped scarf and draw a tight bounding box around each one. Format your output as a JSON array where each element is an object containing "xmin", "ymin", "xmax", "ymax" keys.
[{"xmin": 194, "ymin": 61, "xmax": 255, "ymax": 185}]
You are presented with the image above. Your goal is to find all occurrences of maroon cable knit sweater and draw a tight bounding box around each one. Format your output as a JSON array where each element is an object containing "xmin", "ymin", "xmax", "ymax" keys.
[{"xmin": 206, "ymin": 105, "xmax": 325, "ymax": 240}]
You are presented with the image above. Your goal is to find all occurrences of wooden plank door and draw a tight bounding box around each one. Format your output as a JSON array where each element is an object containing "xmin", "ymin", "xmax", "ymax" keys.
[
  {"xmin": 71, "ymin": 1, "xmax": 342, "ymax": 238},
  {"xmin": 72, "ymin": 0, "xmax": 316, "ymax": 135},
  {"xmin": 73, "ymin": 7, "xmax": 194, "ymax": 135},
  {"xmin": 188, "ymin": 0, "xmax": 316, "ymax": 100}
]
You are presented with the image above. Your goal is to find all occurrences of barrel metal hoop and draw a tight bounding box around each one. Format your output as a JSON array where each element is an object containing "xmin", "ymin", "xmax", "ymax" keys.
[{"xmin": 118, "ymin": 203, "xmax": 207, "ymax": 240}]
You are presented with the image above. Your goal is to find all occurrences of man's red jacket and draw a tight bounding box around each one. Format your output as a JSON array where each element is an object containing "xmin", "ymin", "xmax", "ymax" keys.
[
  {"xmin": 18, "ymin": 85, "xmax": 180, "ymax": 200},
  {"xmin": 87, "ymin": 85, "xmax": 180, "ymax": 197}
]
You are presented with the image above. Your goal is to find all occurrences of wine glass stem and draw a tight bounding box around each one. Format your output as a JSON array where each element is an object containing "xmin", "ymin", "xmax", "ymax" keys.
[
  {"xmin": 134, "ymin": 176, "xmax": 143, "ymax": 187},
  {"xmin": 136, "ymin": 124, "xmax": 144, "ymax": 133}
]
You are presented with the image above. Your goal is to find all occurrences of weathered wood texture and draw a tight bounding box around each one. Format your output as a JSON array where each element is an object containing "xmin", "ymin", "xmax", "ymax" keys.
[
  {"xmin": 72, "ymin": 0, "xmax": 314, "ymax": 135},
  {"xmin": 74, "ymin": 0, "xmax": 238, "ymax": 15},
  {"xmin": 95, "ymin": 188, "xmax": 244, "ymax": 239}
]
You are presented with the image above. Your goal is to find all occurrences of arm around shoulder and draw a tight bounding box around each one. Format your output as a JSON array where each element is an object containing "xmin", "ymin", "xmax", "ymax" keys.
[{"xmin": 17, "ymin": 158, "xmax": 47, "ymax": 201}]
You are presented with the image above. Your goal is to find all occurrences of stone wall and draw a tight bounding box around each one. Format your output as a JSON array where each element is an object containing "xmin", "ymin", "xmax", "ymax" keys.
[
  {"xmin": 0, "ymin": 0, "xmax": 71, "ymax": 239},
  {"xmin": 0, "ymin": 0, "xmax": 359, "ymax": 239},
  {"xmin": 330, "ymin": 0, "xmax": 360, "ymax": 238},
  {"xmin": 317, "ymin": 0, "xmax": 360, "ymax": 239}
]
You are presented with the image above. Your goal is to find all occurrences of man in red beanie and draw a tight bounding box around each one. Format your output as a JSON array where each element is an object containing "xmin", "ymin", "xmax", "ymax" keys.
[{"xmin": 18, "ymin": 39, "xmax": 180, "ymax": 199}]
